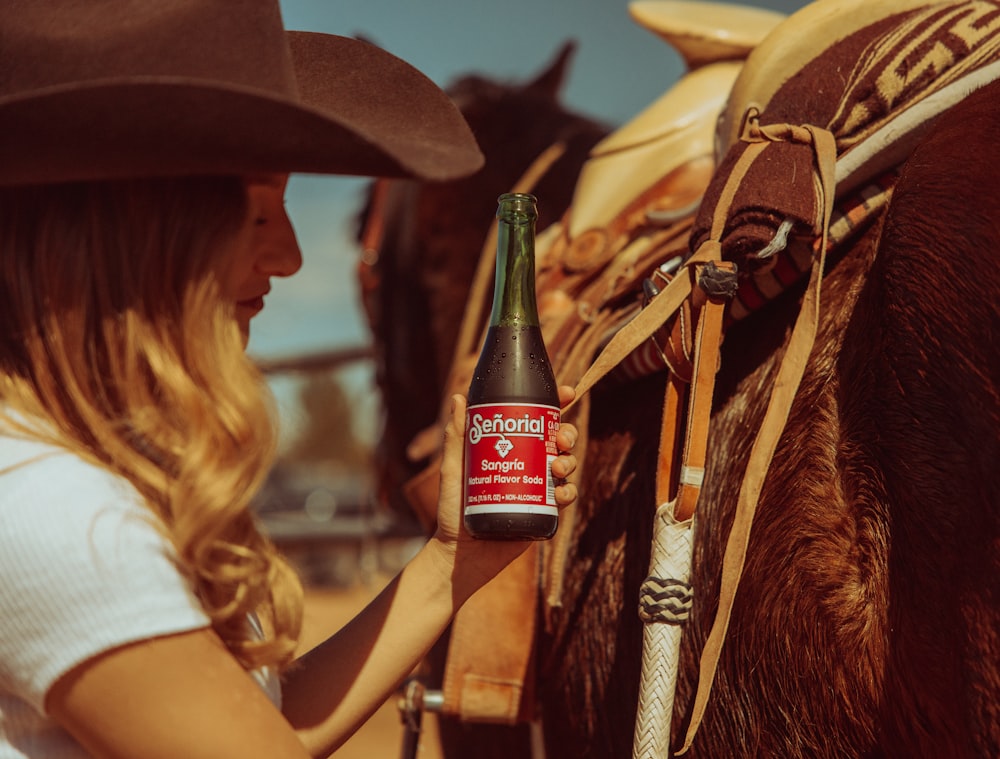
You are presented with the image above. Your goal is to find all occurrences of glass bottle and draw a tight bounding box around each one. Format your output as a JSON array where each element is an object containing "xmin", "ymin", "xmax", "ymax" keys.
[{"xmin": 463, "ymin": 193, "xmax": 560, "ymax": 540}]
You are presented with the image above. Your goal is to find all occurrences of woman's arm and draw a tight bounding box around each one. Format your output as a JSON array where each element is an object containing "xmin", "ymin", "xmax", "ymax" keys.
[
  {"xmin": 46, "ymin": 391, "xmax": 577, "ymax": 759},
  {"xmin": 280, "ymin": 532, "xmax": 460, "ymax": 756},
  {"xmin": 47, "ymin": 628, "xmax": 314, "ymax": 759},
  {"xmin": 281, "ymin": 391, "xmax": 578, "ymax": 757},
  {"xmin": 25, "ymin": 454, "xmax": 311, "ymax": 759}
]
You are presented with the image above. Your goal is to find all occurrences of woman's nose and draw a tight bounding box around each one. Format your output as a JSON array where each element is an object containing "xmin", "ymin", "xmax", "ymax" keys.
[{"xmin": 256, "ymin": 209, "xmax": 303, "ymax": 278}]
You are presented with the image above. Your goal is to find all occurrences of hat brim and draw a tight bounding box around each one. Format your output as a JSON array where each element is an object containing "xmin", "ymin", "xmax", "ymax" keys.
[{"xmin": 0, "ymin": 32, "xmax": 484, "ymax": 185}]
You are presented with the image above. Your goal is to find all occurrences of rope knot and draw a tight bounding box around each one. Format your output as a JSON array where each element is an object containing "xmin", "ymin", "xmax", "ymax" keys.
[
  {"xmin": 638, "ymin": 576, "xmax": 693, "ymax": 624},
  {"xmin": 698, "ymin": 260, "xmax": 739, "ymax": 299},
  {"xmin": 740, "ymin": 106, "xmax": 815, "ymax": 146}
]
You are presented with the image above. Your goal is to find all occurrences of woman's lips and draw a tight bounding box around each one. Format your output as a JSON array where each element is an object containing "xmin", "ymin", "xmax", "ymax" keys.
[{"xmin": 237, "ymin": 296, "xmax": 265, "ymax": 316}]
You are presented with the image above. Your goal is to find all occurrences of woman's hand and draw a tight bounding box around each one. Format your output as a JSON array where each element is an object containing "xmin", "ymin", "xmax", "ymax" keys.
[{"xmin": 427, "ymin": 386, "xmax": 579, "ymax": 598}]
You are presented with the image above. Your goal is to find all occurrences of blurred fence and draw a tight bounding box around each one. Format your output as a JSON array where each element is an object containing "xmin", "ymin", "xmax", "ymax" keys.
[{"xmin": 253, "ymin": 347, "xmax": 426, "ymax": 587}]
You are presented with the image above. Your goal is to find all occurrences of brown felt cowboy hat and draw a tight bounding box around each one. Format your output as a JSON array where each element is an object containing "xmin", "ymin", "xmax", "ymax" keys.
[{"xmin": 0, "ymin": 0, "xmax": 484, "ymax": 186}]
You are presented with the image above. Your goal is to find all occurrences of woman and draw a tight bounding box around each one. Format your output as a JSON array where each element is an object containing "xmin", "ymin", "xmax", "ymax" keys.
[{"xmin": 0, "ymin": 2, "xmax": 579, "ymax": 757}]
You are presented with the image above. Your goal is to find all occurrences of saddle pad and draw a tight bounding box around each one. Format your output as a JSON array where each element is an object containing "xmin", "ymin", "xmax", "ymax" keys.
[{"xmin": 695, "ymin": 0, "xmax": 1000, "ymax": 285}]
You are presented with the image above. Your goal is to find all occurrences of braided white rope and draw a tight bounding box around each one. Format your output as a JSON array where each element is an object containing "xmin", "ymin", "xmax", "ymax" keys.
[{"xmin": 632, "ymin": 502, "xmax": 694, "ymax": 759}]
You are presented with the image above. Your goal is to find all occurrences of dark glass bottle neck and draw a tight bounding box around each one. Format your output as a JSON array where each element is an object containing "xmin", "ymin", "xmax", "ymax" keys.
[{"xmin": 489, "ymin": 193, "xmax": 539, "ymax": 327}]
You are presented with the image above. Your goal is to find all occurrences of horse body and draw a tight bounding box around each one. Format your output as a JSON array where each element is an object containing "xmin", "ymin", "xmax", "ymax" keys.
[
  {"xmin": 358, "ymin": 3, "xmax": 999, "ymax": 756},
  {"xmin": 539, "ymin": 73, "xmax": 1000, "ymax": 759}
]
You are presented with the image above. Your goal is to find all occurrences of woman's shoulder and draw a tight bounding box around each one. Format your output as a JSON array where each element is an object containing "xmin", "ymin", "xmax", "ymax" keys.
[
  {"xmin": 0, "ymin": 432, "xmax": 210, "ymax": 711},
  {"xmin": 0, "ymin": 431, "xmax": 169, "ymax": 582},
  {"xmin": 0, "ymin": 432, "xmax": 143, "ymax": 517},
  {"xmin": 0, "ymin": 432, "xmax": 173, "ymax": 588}
]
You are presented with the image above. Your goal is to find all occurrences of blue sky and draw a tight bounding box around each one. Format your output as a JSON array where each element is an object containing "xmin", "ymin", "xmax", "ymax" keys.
[{"xmin": 252, "ymin": 0, "xmax": 808, "ymax": 444}]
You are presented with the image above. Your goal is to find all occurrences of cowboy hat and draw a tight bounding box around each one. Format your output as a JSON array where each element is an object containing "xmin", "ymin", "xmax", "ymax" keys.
[{"xmin": 0, "ymin": 0, "xmax": 484, "ymax": 185}]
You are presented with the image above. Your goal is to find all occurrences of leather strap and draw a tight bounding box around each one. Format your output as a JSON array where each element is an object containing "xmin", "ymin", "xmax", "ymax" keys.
[
  {"xmin": 676, "ymin": 114, "xmax": 837, "ymax": 754},
  {"xmin": 672, "ymin": 265, "xmax": 733, "ymax": 523},
  {"xmin": 441, "ymin": 542, "xmax": 541, "ymax": 723},
  {"xmin": 655, "ymin": 372, "xmax": 685, "ymax": 511}
]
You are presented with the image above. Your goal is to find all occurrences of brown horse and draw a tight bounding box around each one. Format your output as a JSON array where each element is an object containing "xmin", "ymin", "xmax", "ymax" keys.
[
  {"xmin": 541, "ymin": 2, "xmax": 1000, "ymax": 756},
  {"xmin": 359, "ymin": 2, "xmax": 1000, "ymax": 757}
]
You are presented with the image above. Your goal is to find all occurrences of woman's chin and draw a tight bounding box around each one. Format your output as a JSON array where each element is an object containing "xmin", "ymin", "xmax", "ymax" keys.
[{"xmin": 233, "ymin": 306, "xmax": 257, "ymax": 347}]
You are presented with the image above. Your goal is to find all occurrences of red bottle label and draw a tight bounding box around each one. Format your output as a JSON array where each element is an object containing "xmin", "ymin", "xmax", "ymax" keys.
[{"xmin": 464, "ymin": 402, "xmax": 560, "ymax": 517}]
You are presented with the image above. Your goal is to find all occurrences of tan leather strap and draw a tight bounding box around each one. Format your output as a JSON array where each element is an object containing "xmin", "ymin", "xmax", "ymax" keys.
[
  {"xmin": 441, "ymin": 543, "xmax": 541, "ymax": 723},
  {"xmin": 653, "ymin": 262, "xmax": 734, "ymax": 513},
  {"xmin": 673, "ymin": 265, "xmax": 733, "ymax": 523},
  {"xmin": 655, "ymin": 372, "xmax": 685, "ymax": 509},
  {"xmin": 358, "ymin": 178, "xmax": 392, "ymax": 265},
  {"xmin": 563, "ymin": 244, "xmax": 703, "ymax": 411},
  {"xmin": 677, "ymin": 114, "xmax": 837, "ymax": 754},
  {"xmin": 577, "ymin": 127, "xmax": 766, "ymax": 523}
]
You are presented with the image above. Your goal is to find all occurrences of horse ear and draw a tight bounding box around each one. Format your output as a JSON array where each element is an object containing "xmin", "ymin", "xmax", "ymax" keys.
[{"xmin": 524, "ymin": 40, "xmax": 577, "ymax": 99}]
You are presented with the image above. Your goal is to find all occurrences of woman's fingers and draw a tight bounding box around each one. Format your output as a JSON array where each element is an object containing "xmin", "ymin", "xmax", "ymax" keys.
[
  {"xmin": 439, "ymin": 395, "xmax": 467, "ymax": 471},
  {"xmin": 554, "ymin": 481, "xmax": 578, "ymax": 506},
  {"xmin": 551, "ymin": 453, "xmax": 576, "ymax": 480},
  {"xmin": 557, "ymin": 384, "xmax": 576, "ymax": 408},
  {"xmin": 556, "ymin": 422, "xmax": 577, "ymax": 454},
  {"xmin": 552, "ymin": 387, "xmax": 580, "ymax": 507}
]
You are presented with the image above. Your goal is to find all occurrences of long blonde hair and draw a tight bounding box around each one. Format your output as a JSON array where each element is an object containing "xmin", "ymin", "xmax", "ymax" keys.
[{"xmin": 0, "ymin": 177, "xmax": 303, "ymax": 670}]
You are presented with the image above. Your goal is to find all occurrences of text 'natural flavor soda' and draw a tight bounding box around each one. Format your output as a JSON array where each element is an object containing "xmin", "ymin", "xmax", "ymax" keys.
[{"xmin": 464, "ymin": 193, "xmax": 560, "ymax": 540}]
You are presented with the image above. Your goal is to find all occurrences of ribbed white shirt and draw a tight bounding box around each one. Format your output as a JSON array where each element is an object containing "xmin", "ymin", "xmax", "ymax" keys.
[{"xmin": 0, "ymin": 432, "xmax": 280, "ymax": 757}]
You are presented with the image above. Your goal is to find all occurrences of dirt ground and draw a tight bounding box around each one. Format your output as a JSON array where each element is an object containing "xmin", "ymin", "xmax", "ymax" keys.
[{"xmin": 300, "ymin": 579, "xmax": 444, "ymax": 759}]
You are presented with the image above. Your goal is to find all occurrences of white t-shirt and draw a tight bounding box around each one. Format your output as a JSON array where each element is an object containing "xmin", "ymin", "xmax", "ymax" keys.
[{"xmin": 0, "ymin": 432, "xmax": 280, "ymax": 758}]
